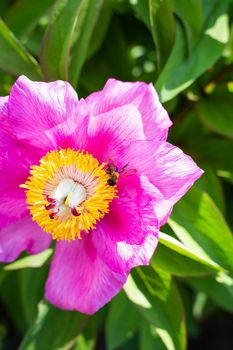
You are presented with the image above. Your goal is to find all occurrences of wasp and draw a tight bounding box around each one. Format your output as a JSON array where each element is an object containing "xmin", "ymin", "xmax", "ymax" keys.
[{"xmin": 106, "ymin": 162, "xmax": 128, "ymax": 186}]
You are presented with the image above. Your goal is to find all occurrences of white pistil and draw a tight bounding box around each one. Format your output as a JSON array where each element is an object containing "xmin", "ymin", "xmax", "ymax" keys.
[{"xmin": 53, "ymin": 178, "xmax": 87, "ymax": 209}]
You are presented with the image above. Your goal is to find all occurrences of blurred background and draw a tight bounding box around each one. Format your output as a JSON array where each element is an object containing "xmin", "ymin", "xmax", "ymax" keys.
[{"xmin": 0, "ymin": 0, "xmax": 233, "ymax": 349}]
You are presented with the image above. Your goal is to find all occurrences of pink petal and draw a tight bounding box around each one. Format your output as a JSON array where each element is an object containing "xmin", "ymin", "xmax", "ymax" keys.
[
  {"xmin": 0, "ymin": 96, "xmax": 8, "ymax": 120},
  {"xmin": 85, "ymin": 104, "xmax": 145, "ymax": 163},
  {"xmin": 92, "ymin": 174, "xmax": 159, "ymax": 274},
  {"xmin": 0, "ymin": 97, "xmax": 41, "ymax": 224},
  {"xmin": 85, "ymin": 79, "xmax": 172, "ymax": 141},
  {"xmin": 125, "ymin": 141, "xmax": 203, "ymax": 225},
  {"xmin": 45, "ymin": 238, "xmax": 127, "ymax": 314},
  {"xmin": 8, "ymin": 76, "xmax": 87, "ymax": 152},
  {"xmin": 0, "ymin": 216, "xmax": 51, "ymax": 262}
]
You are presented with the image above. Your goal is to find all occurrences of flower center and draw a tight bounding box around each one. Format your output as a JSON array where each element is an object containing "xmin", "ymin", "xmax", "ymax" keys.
[{"xmin": 20, "ymin": 149, "xmax": 117, "ymax": 241}]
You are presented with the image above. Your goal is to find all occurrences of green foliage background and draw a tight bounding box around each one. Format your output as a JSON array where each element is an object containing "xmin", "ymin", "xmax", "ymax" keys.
[{"xmin": 0, "ymin": 0, "xmax": 233, "ymax": 349}]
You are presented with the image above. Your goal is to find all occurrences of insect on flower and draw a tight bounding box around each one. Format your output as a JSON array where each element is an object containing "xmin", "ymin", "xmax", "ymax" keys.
[
  {"xmin": 105, "ymin": 162, "xmax": 129, "ymax": 186},
  {"xmin": 0, "ymin": 76, "xmax": 203, "ymax": 314}
]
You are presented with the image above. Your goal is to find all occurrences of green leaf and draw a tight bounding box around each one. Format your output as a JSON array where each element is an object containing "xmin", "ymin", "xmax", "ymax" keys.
[
  {"xmin": 74, "ymin": 335, "xmax": 95, "ymax": 350},
  {"xmin": 79, "ymin": 18, "xmax": 132, "ymax": 93},
  {"xmin": 156, "ymin": 0, "xmax": 230, "ymax": 101},
  {"xmin": 4, "ymin": 249, "xmax": 53, "ymax": 271},
  {"xmin": 68, "ymin": 0, "xmax": 104, "ymax": 86},
  {"xmin": 124, "ymin": 274, "xmax": 186, "ymax": 350},
  {"xmin": 0, "ymin": 18, "xmax": 41, "ymax": 79},
  {"xmin": 196, "ymin": 167, "xmax": 225, "ymax": 214},
  {"xmin": 19, "ymin": 301, "xmax": 89, "ymax": 350},
  {"xmin": 0, "ymin": 271, "xmax": 28, "ymax": 333},
  {"xmin": 40, "ymin": 0, "xmax": 82, "ymax": 80},
  {"xmin": 130, "ymin": 0, "xmax": 150, "ymax": 28},
  {"xmin": 40, "ymin": 0, "xmax": 104, "ymax": 83},
  {"xmin": 85, "ymin": 0, "xmax": 113, "ymax": 60},
  {"xmin": 217, "ymin": 170, "xmax": 233, "ymax": 185},
  {"xmin": 149, "ymin": 0, "xmax": 175, "ymax": 71},
  {"xmin": 18, "ymin": 267, "xmax": 49, "ymax": 326},
  {"xmin": 106, "ymin": 291, "xmax": 139, "ymax": 350},
  {"xmin": 74, "ymin": 312, "xmax": 105, "ymax": 350},
  {"xmin": 187, "ymin": 272, "xmax": 233, "ymax": 312},
  {"xmin": 173, "ymin": 0, "xmax": 203, "ymax": 51},
  {"xmin": 152, "ymin": 232, "xmax": 222, "ymax": 277},
  {"xmin": 169, "ymin": 186, "xmax": 233, "ymax": 273},
  {"xmin": 140, "ymin": 323, "xmax": 167, "ymax": 350},
  {"xmin": 197, "ymin": 92, "xmax": 233, "ymax": 138},
  {"xmin": 0, "ymin": 266, "xmax": 47, "ymax": 333},
  {"xmin": 192, "ymin": 138, "xmax": 233, "ymax": 173},
  {"xmin": 4, "ymin": 0, "xmax": 54, "ymax": 37},
  {"xmin": 137, "ymin": 266, "xmax": 172, "ymax": 301}
]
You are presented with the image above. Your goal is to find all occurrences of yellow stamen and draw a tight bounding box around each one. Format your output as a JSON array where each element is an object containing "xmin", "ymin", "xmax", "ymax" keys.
[{"xmin": 21, "ymin": 149, "xmax": 117, "ymax": 241}]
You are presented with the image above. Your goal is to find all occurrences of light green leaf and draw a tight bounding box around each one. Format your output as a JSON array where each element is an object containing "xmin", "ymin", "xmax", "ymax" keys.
[
  {"xmin": 74, "ymin": 335, "xmax": 96, "ymax": 350},
  {"xmin": 156, "ymin": 0, "xmax": 230, "ymax": 101},
  {"xmin": 106, "ymin": 291, "xmax": 139, "ymax": 350},
  {"xmin": 169, "ymin": 186, "xmax": 233, "ymax": 273},
  {"xmin": 19, "ymin": 301, "xmax": 89, "ymax": 350},
  {"xmin": 4, "ymin": 249, "xmax": 53, "ymax": 271},
  {"xmin": 0, "ymin": 18, "xmax": 41, "ymax": 79},
  {"xmin": 217, "ymin": 170, "xmax": 233, "ymax": 185},
  {"xmin": 124, "ymin": 274, "xmax": 186, "ymax": 350},
  {"xmin": 152, "ymin": 232, "xmax": 222, "ymax": 277}
]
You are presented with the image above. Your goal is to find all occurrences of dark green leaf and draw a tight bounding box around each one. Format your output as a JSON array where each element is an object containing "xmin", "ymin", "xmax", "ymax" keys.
[
  {"xmin": 18, "ymin": 268, "xmax": 49, "ymax": 326},
  {"xmin": 4, "ymin": 0, "xmax": 54, "ymax": 37},
  {"xmin": 40, "ymin": 0, "xmax": 83, "ymax": 81},
  {"xmin": 124, "ymin": 274, "xmax": 186, "ymax": 350},
  {"xmin": 149, "ymin": 0, "xmax": 175, "ymax": 71},
  {"xmin": 130, "ymin": 0, "xmax": 150, "ymax": 28},
  {"xmin": 140, "ymin": 323, "xmax": 167, "ymax": 350},
  {"xmin": 74, "ymin": 312, "xmax": 105, "ymax": 350},
  {"xmin": 196, "ymin": 167, "xmax": 225, "ymax": 213},
  {"xmin": 19, "ymin": 301, "xmax": 89, "ymax": 350},
  {"xmin": 187, "ymin": 272, "xmax": 233, "ymax": 312},
  {"xmin": 68, "ymin": 0, "xmax": 104, "ymax": 86},
  {"xmin": 40, "ymin": 0, "xmax": 104, "ymax": 83},
  {"xmin": 106, "ymin": 291, "xmax": 139, "ymax": 350},
  {"xmin": 197, "ymin": 92, "xmax": 233, "ymax": 138}
]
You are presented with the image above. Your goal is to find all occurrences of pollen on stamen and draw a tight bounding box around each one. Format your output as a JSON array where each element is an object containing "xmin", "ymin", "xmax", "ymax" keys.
[{"xmin": 20, "ymin": 148, "xmax": 117, "ymax": 241}]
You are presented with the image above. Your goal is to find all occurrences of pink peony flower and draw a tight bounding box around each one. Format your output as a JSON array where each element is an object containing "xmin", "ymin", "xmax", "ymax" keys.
[{"xmin": 0, "ymin": 76, "xmax": 203, "ymax": 314}]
